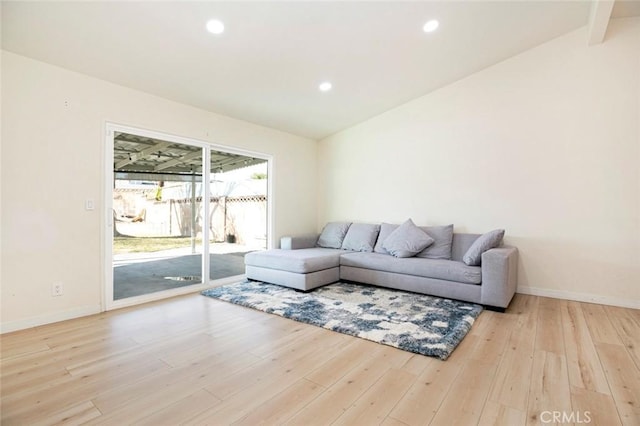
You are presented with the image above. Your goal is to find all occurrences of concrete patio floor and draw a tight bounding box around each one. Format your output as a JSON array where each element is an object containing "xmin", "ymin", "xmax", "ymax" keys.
[{"xmin": 113, "ymin": 243, "xmax": 259, "ymax": 300}]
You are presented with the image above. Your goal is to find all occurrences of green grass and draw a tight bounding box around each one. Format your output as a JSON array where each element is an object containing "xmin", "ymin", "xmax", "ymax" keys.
[{"xmin": 114, "ymin": 236, "xmax": 204, "ymax": 254}]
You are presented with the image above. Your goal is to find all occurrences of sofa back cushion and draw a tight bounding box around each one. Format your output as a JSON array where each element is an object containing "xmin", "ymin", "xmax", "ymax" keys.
[
  {"xmin": 415, "ymin": 224, "xmax": 454, "ymax": 260},
  {"xmin": 450, "ymin": 233, "xmax": 482, "ymax": 262},
  {"xmin": 317, "ymin": 222, "xmax": 351, "ymax": 249},
  {"xmin": 374, "ymin": 223, "xmax": 398, "ymax": 254},
  {"xmin": 341, "ymin": 223, "xmax": 381, "ymax": 252}
]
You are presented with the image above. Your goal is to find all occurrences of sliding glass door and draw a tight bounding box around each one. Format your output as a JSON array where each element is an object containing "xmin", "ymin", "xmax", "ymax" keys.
[{"xmin": 106, "ymin": 125, "xmax": 269, "ymax": 309}]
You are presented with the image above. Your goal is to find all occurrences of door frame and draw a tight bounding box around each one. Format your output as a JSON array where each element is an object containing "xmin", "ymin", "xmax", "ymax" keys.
[{"xmin": 103, "ymin": 123, "xmax": 273, "ymax": 311}]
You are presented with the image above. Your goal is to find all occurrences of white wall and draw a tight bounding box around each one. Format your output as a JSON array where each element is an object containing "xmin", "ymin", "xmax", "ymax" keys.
[
  {"xmin": 1, "ymin": 51, "xmax": 318, "ymax": 332},
  {"xmin": 0, "ymin": 7, "xmax": 4, "ymax": 331},
  {"xmin": 318, "ymin": 18, "xmax": 640, "ymax": 308}
]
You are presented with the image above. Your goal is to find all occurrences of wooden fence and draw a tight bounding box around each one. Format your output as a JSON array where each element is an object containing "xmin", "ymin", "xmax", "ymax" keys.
[{"xmin": 114, "ymin": 193, "xmax": 267, "ymax": 248}]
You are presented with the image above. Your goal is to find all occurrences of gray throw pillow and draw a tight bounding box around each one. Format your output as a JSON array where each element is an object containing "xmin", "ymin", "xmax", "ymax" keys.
[
  {"xmin": 463, "ymin": 229, "xmax": 505, "ymax": 266},
  {"xmin": 416, "ymin": 224, "xmax": 454, "ymax": 260},
  {"xmin": 341, "ymin": 223, "xmax": 381, "ymax": 252},
  {"xmin": 317, "ymin": 222, "xmax": 352, "ymax": 249},
  {"xmin": 374, "ymin": 223, "xmax": 399, "ymax": 253},
  {"xmin": 382, "ymin": 219, "xmax": 434, "ymax": 258}
]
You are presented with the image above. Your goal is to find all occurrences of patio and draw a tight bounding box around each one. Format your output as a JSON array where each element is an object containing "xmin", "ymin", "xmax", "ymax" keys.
[{"xmin": 113, "ymin": 244, "xmax": 254, "ymax": 300}]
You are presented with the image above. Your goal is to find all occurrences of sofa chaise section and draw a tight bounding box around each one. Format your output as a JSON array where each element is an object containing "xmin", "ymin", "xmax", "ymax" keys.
[{"xmin": 245, "ymin": 243, "xmax": 342, "ymax": 291}]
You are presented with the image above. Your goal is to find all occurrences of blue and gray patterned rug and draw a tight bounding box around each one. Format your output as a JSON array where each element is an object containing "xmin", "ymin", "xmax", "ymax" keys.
[{"xmin": 201, "ymin": 281, "xmax": 482, "ymax": 360}]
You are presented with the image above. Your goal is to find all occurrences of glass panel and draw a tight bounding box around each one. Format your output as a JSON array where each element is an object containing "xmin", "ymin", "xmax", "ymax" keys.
[
  {"xmin": 208, "ymin": 153, "xmax": 268, "ymax": 281},
  {"xmin": 112, "ymin": 134, "xmax": 203, "ymax": 300}
]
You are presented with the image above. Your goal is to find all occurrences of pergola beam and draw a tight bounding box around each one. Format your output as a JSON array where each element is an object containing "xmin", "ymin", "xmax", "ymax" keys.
[
  {"xmin": 154, "ymin": 150, "xmax": 202, "ymax": 172},
  {"xmin": 587, "ymin": 0, "xmax": 615, "ymax": 46},
  {"xmin": 114, "ymin": 141, "xmax": 171, "ymax": 169},
  {"xmin": 211, "ymin": 156, "xmax": 264, "ymax": 172}
]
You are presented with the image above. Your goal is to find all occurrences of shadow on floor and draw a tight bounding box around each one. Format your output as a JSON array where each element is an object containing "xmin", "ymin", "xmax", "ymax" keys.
[{"xmin": 114, "ymin": 252, "xmax": 247, "ymax": 300}]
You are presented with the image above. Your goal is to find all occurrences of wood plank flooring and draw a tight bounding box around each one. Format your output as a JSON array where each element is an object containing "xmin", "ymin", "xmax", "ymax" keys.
[{"xmin": 1, "ymin": 293, "xmax": 639, "ymax": 425}]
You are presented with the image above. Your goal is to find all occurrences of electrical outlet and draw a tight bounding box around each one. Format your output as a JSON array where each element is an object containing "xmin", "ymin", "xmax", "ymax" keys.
[{"xmin": 52, "ymin": 282, "xmax": 63, "ymax": 297}]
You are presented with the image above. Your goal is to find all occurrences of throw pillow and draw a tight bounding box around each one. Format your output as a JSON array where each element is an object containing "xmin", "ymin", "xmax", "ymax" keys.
[
  {"xmin": 341, "ymin": 223, "xmax": 381, "ymax": 252},
  {"xmin": 416, "ymin": 224, "xmax": 455, "ymax": 260},
  {"xmin": 462, "ymin": 229, "xmax": 505, "ymax": 266},
  {"xmin": 382, "ymin": 219, "xmax": 434, "ymax": 258},
  {"xmin": 317, "ymin": 222, "xmax": 352, "ymax": 249},
  {"xmin": 373, "ymin": 222, "xmax": 399, "ymax": 253}
]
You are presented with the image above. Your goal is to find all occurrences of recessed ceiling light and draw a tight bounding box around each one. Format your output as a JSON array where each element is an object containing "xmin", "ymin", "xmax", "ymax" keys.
[
  {"xmin": 206, "ymin": 19, "xmax": 225, "ymax": 35},
  {"xmin": 423, "ymin": 19, "xmax": 439, "ymax": 33},
  {"xmin": 319, "ymin": 82, "xmax": 332, "ymax": 92}
]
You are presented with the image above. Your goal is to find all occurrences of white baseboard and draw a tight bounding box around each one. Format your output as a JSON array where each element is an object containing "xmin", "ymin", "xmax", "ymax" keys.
[
  {"xmin": 2, "ymin": 283, "xmax": 634, "ymax": 333},
  {"xmin": 0, "ymin": 275, "xmax": 246, "ymax": 334},
  {"xmin": 517, "ymin": 286, "xmax": 640, "ymax": 310},
  {"xmin": 0, "ymin": 304, "xmax": 102, "ymax": 334}
]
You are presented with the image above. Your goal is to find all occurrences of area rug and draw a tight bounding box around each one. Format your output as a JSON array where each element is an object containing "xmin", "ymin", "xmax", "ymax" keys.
[{"xmin": 201, "ymin": 281, "xmax": 482, "ymax": 360}]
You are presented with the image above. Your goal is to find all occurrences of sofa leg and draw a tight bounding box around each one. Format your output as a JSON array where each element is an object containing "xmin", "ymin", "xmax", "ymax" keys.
[{"xmin": 484, "ymin": 305, "xmax": 506, "ymax": 313}]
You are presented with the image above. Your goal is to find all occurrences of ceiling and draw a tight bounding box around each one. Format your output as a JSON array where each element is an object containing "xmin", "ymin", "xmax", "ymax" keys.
[{"xmin": 2, "ymin": 1, "xmax": 639, "ymax": 140}]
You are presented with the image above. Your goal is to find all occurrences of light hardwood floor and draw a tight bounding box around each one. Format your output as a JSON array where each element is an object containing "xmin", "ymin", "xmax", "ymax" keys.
[{"xmin": 1, "ymin": 292, "xmax": 639, "ymax": 425}]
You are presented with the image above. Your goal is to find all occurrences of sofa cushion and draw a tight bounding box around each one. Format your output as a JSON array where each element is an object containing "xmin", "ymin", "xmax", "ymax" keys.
[
  {"xmin": 374, "ymin": 222, "xmax": 398, "ymax": 253},
  {"xmin": 245, "ymin": 248, "xmax": 344, "ymax": 274},
  {"xmin": 463, "ymin": 229, "xmax": 505, "ymax": 266},
  {"xmin": 374, "ymin": 223, "xmax": 454, "ymax": 260},
  {"xmin": 341, "ymin": 223, "xmax": 380, "ymax": 252},
  {"xmin": 451, "ymin": 233, "xmax": 482, "ymax": 262},
  {"xmin": 340, "ymin": 252, "xmax": 482, "ymax": 285},
  {"xmin": 416, "ymin": 224, "xmax": 454, "ymax": 260},
  {"xmin": 382, "ymin": 219, "xmax": 434, "ymax": 258},
  {"xmin": 317, "ymin": 222, "xmax": 351, "ymax": 249}
]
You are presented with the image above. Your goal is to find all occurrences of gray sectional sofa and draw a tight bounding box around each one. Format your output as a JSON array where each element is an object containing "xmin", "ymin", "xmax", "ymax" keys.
[{"xmin": 245, "ymin": 220, "xmax": 518, "ymax": 311}]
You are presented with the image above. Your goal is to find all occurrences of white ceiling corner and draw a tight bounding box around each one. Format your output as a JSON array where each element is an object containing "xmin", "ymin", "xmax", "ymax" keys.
[{"xmin": 588, "ymin": 0, "xmax": 616, "ymax": 45}]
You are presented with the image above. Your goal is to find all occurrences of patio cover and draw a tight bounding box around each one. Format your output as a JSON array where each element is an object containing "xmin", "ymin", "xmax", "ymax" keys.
[{"xmin": 113, "ymin": 132, "xmax": 265, "ymax": 182}]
